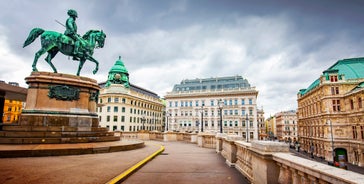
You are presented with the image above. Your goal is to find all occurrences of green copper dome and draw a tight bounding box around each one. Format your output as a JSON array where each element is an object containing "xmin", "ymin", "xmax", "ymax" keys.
[
  {"xmin": 109, "ymin": 56, "xmax": 128, "ymax": 73},
  {"xmin": 105, "ymin": 56, "xmax": 130, "ymax": 88}
]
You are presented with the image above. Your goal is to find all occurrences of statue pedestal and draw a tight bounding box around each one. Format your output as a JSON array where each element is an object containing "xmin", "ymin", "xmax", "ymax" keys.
[
  {"xmin": 1, "ymin": 72, "xmax": 120, "ymax": 144},
  {"xmin": 20, "ymin": 72, "xmax": 100, "ymax": 129}
]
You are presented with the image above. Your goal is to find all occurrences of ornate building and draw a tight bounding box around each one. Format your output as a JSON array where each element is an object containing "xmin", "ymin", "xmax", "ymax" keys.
[
  {"xmin": 164, "ymin": 75, "xmax": 262, "ymax": 141},
  {"xmin": 275, "ymin": 110, "xmax": 298, "ymax": 143},
  {"xmin": 297, "ymin": 57, "xmax": 364, "ymax": 167},
  {"xmin": 98, "ymin": 57, "xmax": 164, "ymax": 132}
]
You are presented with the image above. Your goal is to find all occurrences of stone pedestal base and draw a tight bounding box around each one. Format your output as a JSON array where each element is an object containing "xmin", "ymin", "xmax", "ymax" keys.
[{"xmin": 0, "ymin": 72, "xmax": 120, "ymax": 144}]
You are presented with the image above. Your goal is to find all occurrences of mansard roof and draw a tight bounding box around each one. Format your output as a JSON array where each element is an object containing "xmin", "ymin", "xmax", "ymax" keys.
[
  {"xmin": 172, "ymin": 75, "xmax": 251, "ymax": 92},
  {"xmin": 298, "ymin": 57, "xmax": 364, "ymax": 96}
]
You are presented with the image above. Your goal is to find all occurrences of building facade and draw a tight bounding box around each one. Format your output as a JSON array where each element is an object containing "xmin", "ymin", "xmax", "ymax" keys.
[
  {"xmin": 297, "ymin": 57, "xmax": 364, "ymax": 167},
  {"xmin": 0, "ymin": 81, "xmax": 27, "ymax": 124},
  {"xmin": 98, "ymin": 57, "xmax": 164, "ymax": 132},
  {"xmin": 165, "ymin": 75, "xmax": 262, "ymax": 141},
  {"xmin": 275, "ymin": 110, "xmax": 298, "ymax": 143}
]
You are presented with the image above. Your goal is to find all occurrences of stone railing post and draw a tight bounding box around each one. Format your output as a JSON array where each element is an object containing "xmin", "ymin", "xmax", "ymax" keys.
[
  {"xmin": 216, "ymin": 133, "xmax": 227, "ymax": 153},
  {"xmin": 221, "ymin": 135, "xmax": 244, "ymax": 167}
]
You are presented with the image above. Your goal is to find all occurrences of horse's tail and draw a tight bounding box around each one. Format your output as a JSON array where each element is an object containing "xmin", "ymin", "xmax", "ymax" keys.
[{"xmin": 23, "ymin": 28, "xmax": 44, "ymax": 48}]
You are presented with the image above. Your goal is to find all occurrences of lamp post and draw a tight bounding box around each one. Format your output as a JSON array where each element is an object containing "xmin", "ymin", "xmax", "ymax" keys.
[
  {"xmin": 218, "ymin": 99, "xmax": 224, "ymax": 133},
  {"xmin": 166, "ymin": 112, "xmax": 170, "ymax": 132},
  {"xmin": 329, "ymin": 119, "xmax": 335, "ymax": 163},
  {"xmin": 245, "ymin": 113, "xmax": 249, "ymax": 142},
  {"xmin": 141, "ymin": 113, "xmax": 146, "ymax": 130},
  {"xmin": 196, "ymin": 104, "xmax": 206, "ymax": 132}
]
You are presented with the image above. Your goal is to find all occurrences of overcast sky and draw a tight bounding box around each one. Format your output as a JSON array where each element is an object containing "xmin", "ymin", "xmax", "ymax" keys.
[{"xmin": 1, "ymin": 0, "xmax": 363, "ymax": 118}]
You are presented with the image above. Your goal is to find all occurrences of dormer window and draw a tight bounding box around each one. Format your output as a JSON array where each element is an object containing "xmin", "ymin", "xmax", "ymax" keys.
[{"xmin": 330, "ymin": 75, "xmax": 338, "ymax": 82}]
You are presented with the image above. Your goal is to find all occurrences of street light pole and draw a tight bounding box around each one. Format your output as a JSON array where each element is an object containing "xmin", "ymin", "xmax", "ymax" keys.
[
  {"xmin": 142, "ymin": 113, "xmax": 146, "ymax": 130},
  {"xmin": 201, "ymin": 104, "xmax": 204, "ymax": 132},
  {"xmin": 218, "ymin": 99, "xmax": 224, "ymax": 133},
  {"xmin": 246, "ymin": 113, "xmax": 249, "ymax": 142},
  {"xmin": 166, "ymin": 112, "xmax": 170, "ymax": 132},
  {"xmin": 329, "ymin": 119, "xmax": 335, "ymax": 162}
]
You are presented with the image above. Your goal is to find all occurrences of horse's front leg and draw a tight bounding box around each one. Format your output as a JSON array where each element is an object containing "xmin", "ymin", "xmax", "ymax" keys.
[
  {"xmin": 86, "ymin": 55, "xmax": 99, "ymax": 74},
  {"xmin": 77, "ymin": 59, "xmax": 86, "ymax": 76},
  {"xmin": 32, "ymin": 48, "xmax": 47, "ymax": 72}
]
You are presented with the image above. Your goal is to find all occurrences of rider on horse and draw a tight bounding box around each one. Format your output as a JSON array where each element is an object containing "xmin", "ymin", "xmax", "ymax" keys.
[{"xmin": 65, "ymin": 9, "xmax": 81, "ymax": 60}]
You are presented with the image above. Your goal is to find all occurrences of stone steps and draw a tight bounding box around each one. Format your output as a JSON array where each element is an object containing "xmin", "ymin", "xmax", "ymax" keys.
[
  {"xmin": 0, "ymin": 136, "xmax": 120, "ymax": 144},
  {"xmin": 0, "ymin": 131, "xmax": 114, "ymax": 138},
  {"xmin": 2, "ymin": 125, "xmax": 108, "ymax": 132},
  {"xmin": 0, "ymin": 124, "xmax": 120, "ymax": 144}
]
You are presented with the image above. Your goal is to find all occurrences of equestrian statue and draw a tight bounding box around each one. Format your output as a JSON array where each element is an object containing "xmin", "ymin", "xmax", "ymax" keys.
[{"xmin": 23, "ymin": 9, "xmax": 106, "ymax": 76}]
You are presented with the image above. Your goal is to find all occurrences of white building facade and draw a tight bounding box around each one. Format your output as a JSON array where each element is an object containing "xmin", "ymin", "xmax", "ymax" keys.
[
  {"xmin": 165, "ymin": 76, "xmax": 262, "ymax": 141},
  {"xmin": 97, "ymin": 57, "xmax": 164, "ymax": 132}
]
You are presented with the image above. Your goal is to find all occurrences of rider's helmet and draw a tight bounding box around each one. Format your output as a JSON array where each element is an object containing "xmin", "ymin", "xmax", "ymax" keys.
[{"xmin": 67, "ymin": 9, "xmax": 78, "ymax": 18}]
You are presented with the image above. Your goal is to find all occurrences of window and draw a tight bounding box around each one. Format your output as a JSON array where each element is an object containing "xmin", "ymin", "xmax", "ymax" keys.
[
  {"xmin": 331, "ymin": 86, "xmax": 339, "ymax": 95},
  {"xmin": 224, "ymin": 110, "xmax": 228, "ymax": 115},
  {"xmin": 249, "ymin": 98, "xmax": 253, "ymax": 105},
  {"xmin": 229, "ymin": 121, "xmax": 233, "ymax": 127},
  {"xmin": 121, "ymin": 116, "xmax": 125, "ymax": 122},
  {"xmin": 241, "ymin": 99, "xmax": 245, "ymax": 105},
  {"xmin": 113, "ymin": 116, "xmax": 118, "ymax": 122},
  {"xmin": 175, "ymin": 101, "xmax": 178, "ymax": 107},
  {"xmin": 169, "ymin": 102, "xmax": 172, "ymax": 107},
  {"xmin": 210, "ymin": 100, "xmax": 214, "ymax": 106},
  {"xmin": 195, "ymin": 101, "xmax": 199, "ymax": 107},
  {"xmin": 99, "ymin": 107, "xmax": 102, "ymax": 112},
  {"xmin": 107, "ymin": 106, "xmax": 111, "ymax": 112},
  {"xmin": 234, "ymin": 99, "xmax": 238, "ymax": 105},
  {"xmin": 107, "ymin": 116, "xmax": 110, "ymax": 122},
  {"xmin": 181, "ymin": 101, "xmax": 184, "ymax": 107},
  {"xmin": 114, "ymin": 106, "xmax": 118, "ymax": 112},
  {"xmin": 229, "ymin": 99, "xmax": 232, "ymax": 106},
  {"xmin": 241, "ymin": 110, "xmax": 246, "ymax": 116},
  {"xmin": 361, "ymin": 126, "xmax": 364, "ymax": 139},
  {"xmin": 332, "ymin": 100, "xmax": 340, "ymax": 112},
  {"xmin": 190, "ymin": 101, "xmax": 193, "ymax": 107},
  {"xmin": 330, "ymin": 75, "xmax": 338, "ymax": 82},
  {"xmin": 122, "ymin": 107, "xmax": 125, "ymax": 112},
  {"xmin": 359, "ymin": 98, "xmax": 363, "ymax": 109},
  {"xmin": 350, "ymin": 99, "xmax": 354, "ymax": 110},
  {"xmin": 234, "ymin": 110, "xmax": 238, "ymax": 115},
  {"xmin": 229, "ymin": 110, "xmax": 233, "ymax": 115},
  {"xmin": 108, "ymin": 97, "xmax": 111, "ymax": 102},
  {"xmin": 224, "ymin": 121, "xmax": 227, "ymax": 127},
  {"xmin": 353, "ymin": 126, "xmax": 358, "ymax": 139},
  {"xmin": 122, "ymin": 98, "xmax": 126, "ymax": 103},
  {"xmin": 114, "ymin": 98, "xmax": 119, "ymax": 103},
  {"xmin": 235, "ymin": 121, "xmax": 238, "ymax": 127},
  {"xmin": 99, "ymin": 116, "xmax": 101, "ymax": 121}
]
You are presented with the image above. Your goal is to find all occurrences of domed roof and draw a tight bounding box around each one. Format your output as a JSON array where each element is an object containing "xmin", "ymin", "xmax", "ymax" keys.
[{"xmin": 109, "ymin": 56, "xmax": 128, "ymax": 74}]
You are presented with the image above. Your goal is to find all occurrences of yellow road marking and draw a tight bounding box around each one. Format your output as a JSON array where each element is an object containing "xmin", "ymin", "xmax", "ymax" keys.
[{"xmin": 106, "ymin": 143, "xmax": 165, "ymax": 184}]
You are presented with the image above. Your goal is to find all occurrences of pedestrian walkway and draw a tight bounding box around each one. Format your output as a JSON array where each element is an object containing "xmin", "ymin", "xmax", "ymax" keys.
[
  {"xmin": 0, "ymin": 141, "xmax": 248, "ymax": 184},
  {"xmin": 124, "ymin": 141, "xmax": 249, "ymax": 184},
  {"xmin": 289, "ymin": 148, "xmax": 364, "ymax": 175}
]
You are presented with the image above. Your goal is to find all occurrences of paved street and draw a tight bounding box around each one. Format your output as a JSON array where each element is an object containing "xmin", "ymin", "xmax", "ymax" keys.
[
  {"xmin": 0, "ymin": 141, "xmax": 248, "ymax": 184},
  {"xmin": 125, "ymin": 141, "xmax": 249, "ymax": 184}
]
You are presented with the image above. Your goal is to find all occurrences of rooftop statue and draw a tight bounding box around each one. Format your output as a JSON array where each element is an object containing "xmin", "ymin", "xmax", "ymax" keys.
[{"xmin": 23, "ymin": 9, "xmax": 106, "ymax": 76}]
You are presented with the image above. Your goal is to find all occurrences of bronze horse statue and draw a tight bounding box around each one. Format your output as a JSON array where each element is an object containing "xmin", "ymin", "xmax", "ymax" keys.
[{"xmin": 23, "ymin": 28, "xmax": 106, "ymax": 76}]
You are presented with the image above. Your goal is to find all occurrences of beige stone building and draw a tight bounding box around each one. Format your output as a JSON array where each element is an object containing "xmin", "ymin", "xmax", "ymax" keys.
[
  {"xmin": 265, "ymin": 116, "xmax": 276, "ymax": 140},
  {"xmin": 164, "ymin": 76, "xmax": 262, "ymax": 141},
  {"xmin": 297, "ymin": 57, "xmax": 364, "ymax": 166},
  {"xmin": 98, "ymin": 57, "xmax": 164, "ymax": 132},
  {"xmin": 275, "ymin": 110, "xmax": 298, "ymax": 143}
]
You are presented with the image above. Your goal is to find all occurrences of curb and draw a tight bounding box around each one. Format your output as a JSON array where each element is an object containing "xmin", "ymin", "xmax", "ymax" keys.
[{"xmin": 106, "ymin": 143, "xmax": 165, "ymax": 184}]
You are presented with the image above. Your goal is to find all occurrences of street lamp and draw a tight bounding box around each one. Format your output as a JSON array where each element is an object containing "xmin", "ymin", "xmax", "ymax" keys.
[
  {"xmin": 141, "ymin": 113, "xmax": 146, "ymax": 130},
  {"xmin": 218, "ymin": 99, "xmax": 224, "ymax": 133},
  {"xmin": 328, "ymin": 119, "xmax": 335, "ymax": 163},
  {"xmin": 196, "ymin": 104, "xmax": 206, "ymax": 132},
  {"xmin": 166, "ymin": 112, "xmax": 171, "ymax": 132},
  {"xmin": 245, "ymin": 113, "xmax": 249, "ymax": 142}
]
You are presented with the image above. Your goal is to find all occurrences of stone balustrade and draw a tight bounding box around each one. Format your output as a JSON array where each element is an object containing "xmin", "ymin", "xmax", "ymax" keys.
[{"xmin": 116, "ymin": 131, "xmax": 364, "ymax": 184}]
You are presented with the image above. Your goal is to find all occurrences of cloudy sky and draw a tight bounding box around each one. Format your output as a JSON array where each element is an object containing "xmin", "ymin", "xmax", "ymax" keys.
[{"xmin": 1, "ymin": 0, "xmax": 363, "ymax": 117}]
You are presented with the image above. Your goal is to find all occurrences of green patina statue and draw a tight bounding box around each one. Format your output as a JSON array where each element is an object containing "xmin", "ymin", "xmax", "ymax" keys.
[{"xmin": 23, "ymin": 9, "xmax": 106, "ymax": 76}]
